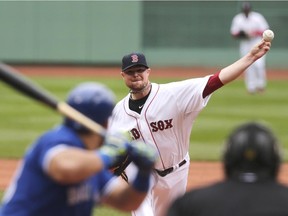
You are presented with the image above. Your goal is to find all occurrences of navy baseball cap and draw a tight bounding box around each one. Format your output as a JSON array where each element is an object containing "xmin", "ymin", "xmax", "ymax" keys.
[{"xmin": 122, "ymin": 52, "xmax": 149, "ymax": 71}]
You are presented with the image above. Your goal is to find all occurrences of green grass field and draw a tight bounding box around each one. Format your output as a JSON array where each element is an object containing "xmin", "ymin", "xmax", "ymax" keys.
[
  {"xmin": 0, "ymin": 75, "xmax": 287, "ymax": 160},
  {"xmin": 0, "ymin": 75, "xmax": 287, "ymax": 215}
]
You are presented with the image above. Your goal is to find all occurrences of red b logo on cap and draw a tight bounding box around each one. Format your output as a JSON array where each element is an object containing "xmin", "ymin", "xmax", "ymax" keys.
[{"xmin": 131, "ymin": 54, "xmax": 139, "ymax": 63}]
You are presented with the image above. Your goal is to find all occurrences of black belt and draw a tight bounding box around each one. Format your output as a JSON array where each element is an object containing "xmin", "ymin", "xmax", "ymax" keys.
[{"xmin": 155, "ymin": 159, "xmax": 187, "ymax": 177}]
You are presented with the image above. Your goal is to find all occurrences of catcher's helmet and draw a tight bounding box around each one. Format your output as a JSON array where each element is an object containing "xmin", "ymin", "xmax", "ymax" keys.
[
  {"xmin": 64, "ymin": 82, "xmax": 115, "ymax": 132},
  {"xmin": 223, "ymin": 122, "xmax": 281, "ymax": 179}
]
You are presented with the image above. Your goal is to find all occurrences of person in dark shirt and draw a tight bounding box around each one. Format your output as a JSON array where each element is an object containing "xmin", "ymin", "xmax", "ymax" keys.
[{"xmin": 167, "ymin": 122, "xmax": 288, "ymax": 216}]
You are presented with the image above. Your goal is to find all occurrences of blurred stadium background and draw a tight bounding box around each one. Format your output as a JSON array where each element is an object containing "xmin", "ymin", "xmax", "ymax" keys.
[
  {"xmin": 0, "ymin": 1, "xmax": 288, "ymax": 216},
  {"xmin": 0, "ymin": 1, "xmax": 287, "ymax": 67}
]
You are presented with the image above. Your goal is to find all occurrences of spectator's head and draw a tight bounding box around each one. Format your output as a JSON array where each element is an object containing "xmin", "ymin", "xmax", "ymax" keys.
[
  {"xmin": 64, "ymin": 82, "xmax": 115, "ymax": 133},
  {"xmin": 223, "ymin": 122, "xmax": 281, "ymax": 182},
  {"xmin": 241, "ymin": 2, "xmax": 252, "ymax": 17}
]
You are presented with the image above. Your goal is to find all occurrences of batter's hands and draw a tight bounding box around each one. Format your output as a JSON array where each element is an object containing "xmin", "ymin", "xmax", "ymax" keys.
[
  {"xmin": 97, "ymin": 131, "xmax": 131, "ymax": 169},
  {"xmin": 128, "ymin": 141, "xmax": 159, "ymax": 173}
]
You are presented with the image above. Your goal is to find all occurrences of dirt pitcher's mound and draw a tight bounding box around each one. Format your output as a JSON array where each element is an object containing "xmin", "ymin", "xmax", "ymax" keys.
[
  {"xmin": 1, "ymin": 160, "xmax": 288, "ymax": 191},
  {"xmin": 0, "ymin": 160, "xmax": 222, "ymax": 190}
]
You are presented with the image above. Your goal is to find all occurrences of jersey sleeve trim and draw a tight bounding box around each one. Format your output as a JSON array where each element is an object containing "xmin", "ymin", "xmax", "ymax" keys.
[
  {"xmin": 202, "ymin": 71, "xmax": 224, "ymax": 98},
  {"xmin": 101, "ymin": 176, "xmax": 121, "ymax": 198},
  {"xmin": 42, "ymin": 144, "xmax": 69, "ymax": 173}
]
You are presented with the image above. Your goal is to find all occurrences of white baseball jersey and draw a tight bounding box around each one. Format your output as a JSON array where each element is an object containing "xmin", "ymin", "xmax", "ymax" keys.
[
  {"xmin": 108, "ymin": 76, "xmax": 212, "ymax": 216},
  {"xmin": 230, "ymin": 11, "xmax": 269, "ymax": 93}
]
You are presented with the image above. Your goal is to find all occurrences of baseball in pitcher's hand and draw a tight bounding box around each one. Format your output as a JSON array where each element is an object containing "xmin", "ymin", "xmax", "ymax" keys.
[{"xmin": 250, "ymin": 40, "xmax": 271, "ymax": 60}]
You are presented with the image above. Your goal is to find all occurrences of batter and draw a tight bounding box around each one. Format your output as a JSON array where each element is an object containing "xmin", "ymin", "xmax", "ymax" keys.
[{"xmin": 0, "ymin": 83, "xmax": 157, "ymax": 216}]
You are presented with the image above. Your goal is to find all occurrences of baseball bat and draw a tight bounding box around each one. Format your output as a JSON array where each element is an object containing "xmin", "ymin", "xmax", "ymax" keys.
[{"xmin": 0, "ymin": 63, "xmax": 106, "ymax": 137}]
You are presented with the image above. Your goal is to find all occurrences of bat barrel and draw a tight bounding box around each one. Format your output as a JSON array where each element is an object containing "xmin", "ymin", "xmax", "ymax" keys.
[{"xmin": 0, "ymin": 63, "xmax": 106, "ymax": 137}]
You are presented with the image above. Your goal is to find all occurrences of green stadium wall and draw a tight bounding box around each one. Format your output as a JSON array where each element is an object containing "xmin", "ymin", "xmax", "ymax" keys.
[{"xmin": 0, "ymin": 1, "xmax": 287, "ymax": 68}]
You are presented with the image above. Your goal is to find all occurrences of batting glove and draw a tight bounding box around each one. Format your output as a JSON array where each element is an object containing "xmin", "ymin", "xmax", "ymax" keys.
[
  {"xmin": 96, "ymin": 131, "xmax": 131, "ymax": 169},
  {"xmin": 128, "ymin": 141, "xmax": 158, "ymax": 173},
  {"xmin": 127, "ymin": 141, "xmax": 158, "ymax": 192}
]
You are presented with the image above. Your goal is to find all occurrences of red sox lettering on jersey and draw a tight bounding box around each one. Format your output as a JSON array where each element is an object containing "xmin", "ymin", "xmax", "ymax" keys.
[
  {"xmin": 109, "ymin": 80, "xmax": 211, "ymax": 168},
  {"xmin": 130, "ymin": 118, "xmax": 173, "ymax": 139}
]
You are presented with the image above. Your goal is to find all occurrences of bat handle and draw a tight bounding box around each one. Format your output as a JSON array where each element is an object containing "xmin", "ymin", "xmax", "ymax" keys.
[{"xmin": 57, "ymin": 102, "xmax": 107, "ymax": 137}]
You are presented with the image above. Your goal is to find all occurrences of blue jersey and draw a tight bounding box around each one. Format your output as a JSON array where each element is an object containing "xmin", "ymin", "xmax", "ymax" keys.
[{"xmin": 0, "ymin": 125, "xmax": 115, "ymax": 216}]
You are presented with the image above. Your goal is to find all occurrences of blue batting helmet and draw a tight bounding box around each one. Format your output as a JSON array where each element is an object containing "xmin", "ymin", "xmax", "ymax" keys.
[{"xmin": 64, "ymin": 82, "xmax": 116, "ymax": 132}]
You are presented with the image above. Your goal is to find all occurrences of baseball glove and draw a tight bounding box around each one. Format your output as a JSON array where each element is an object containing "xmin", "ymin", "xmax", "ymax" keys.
[
  {"xmin": 110, "ymin": 139, "xmax": 158, "ymax": 182},
  {"xmin": 106, "ymin": 130, "xmax": 133, "ymax": 182},
  {"xmin": 110, "ymin": 154, "xmax": 132, "ymax": 182},
  {"xmin": 237, "ymin": 30, "xmax": 249, "ymax": 39}
]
